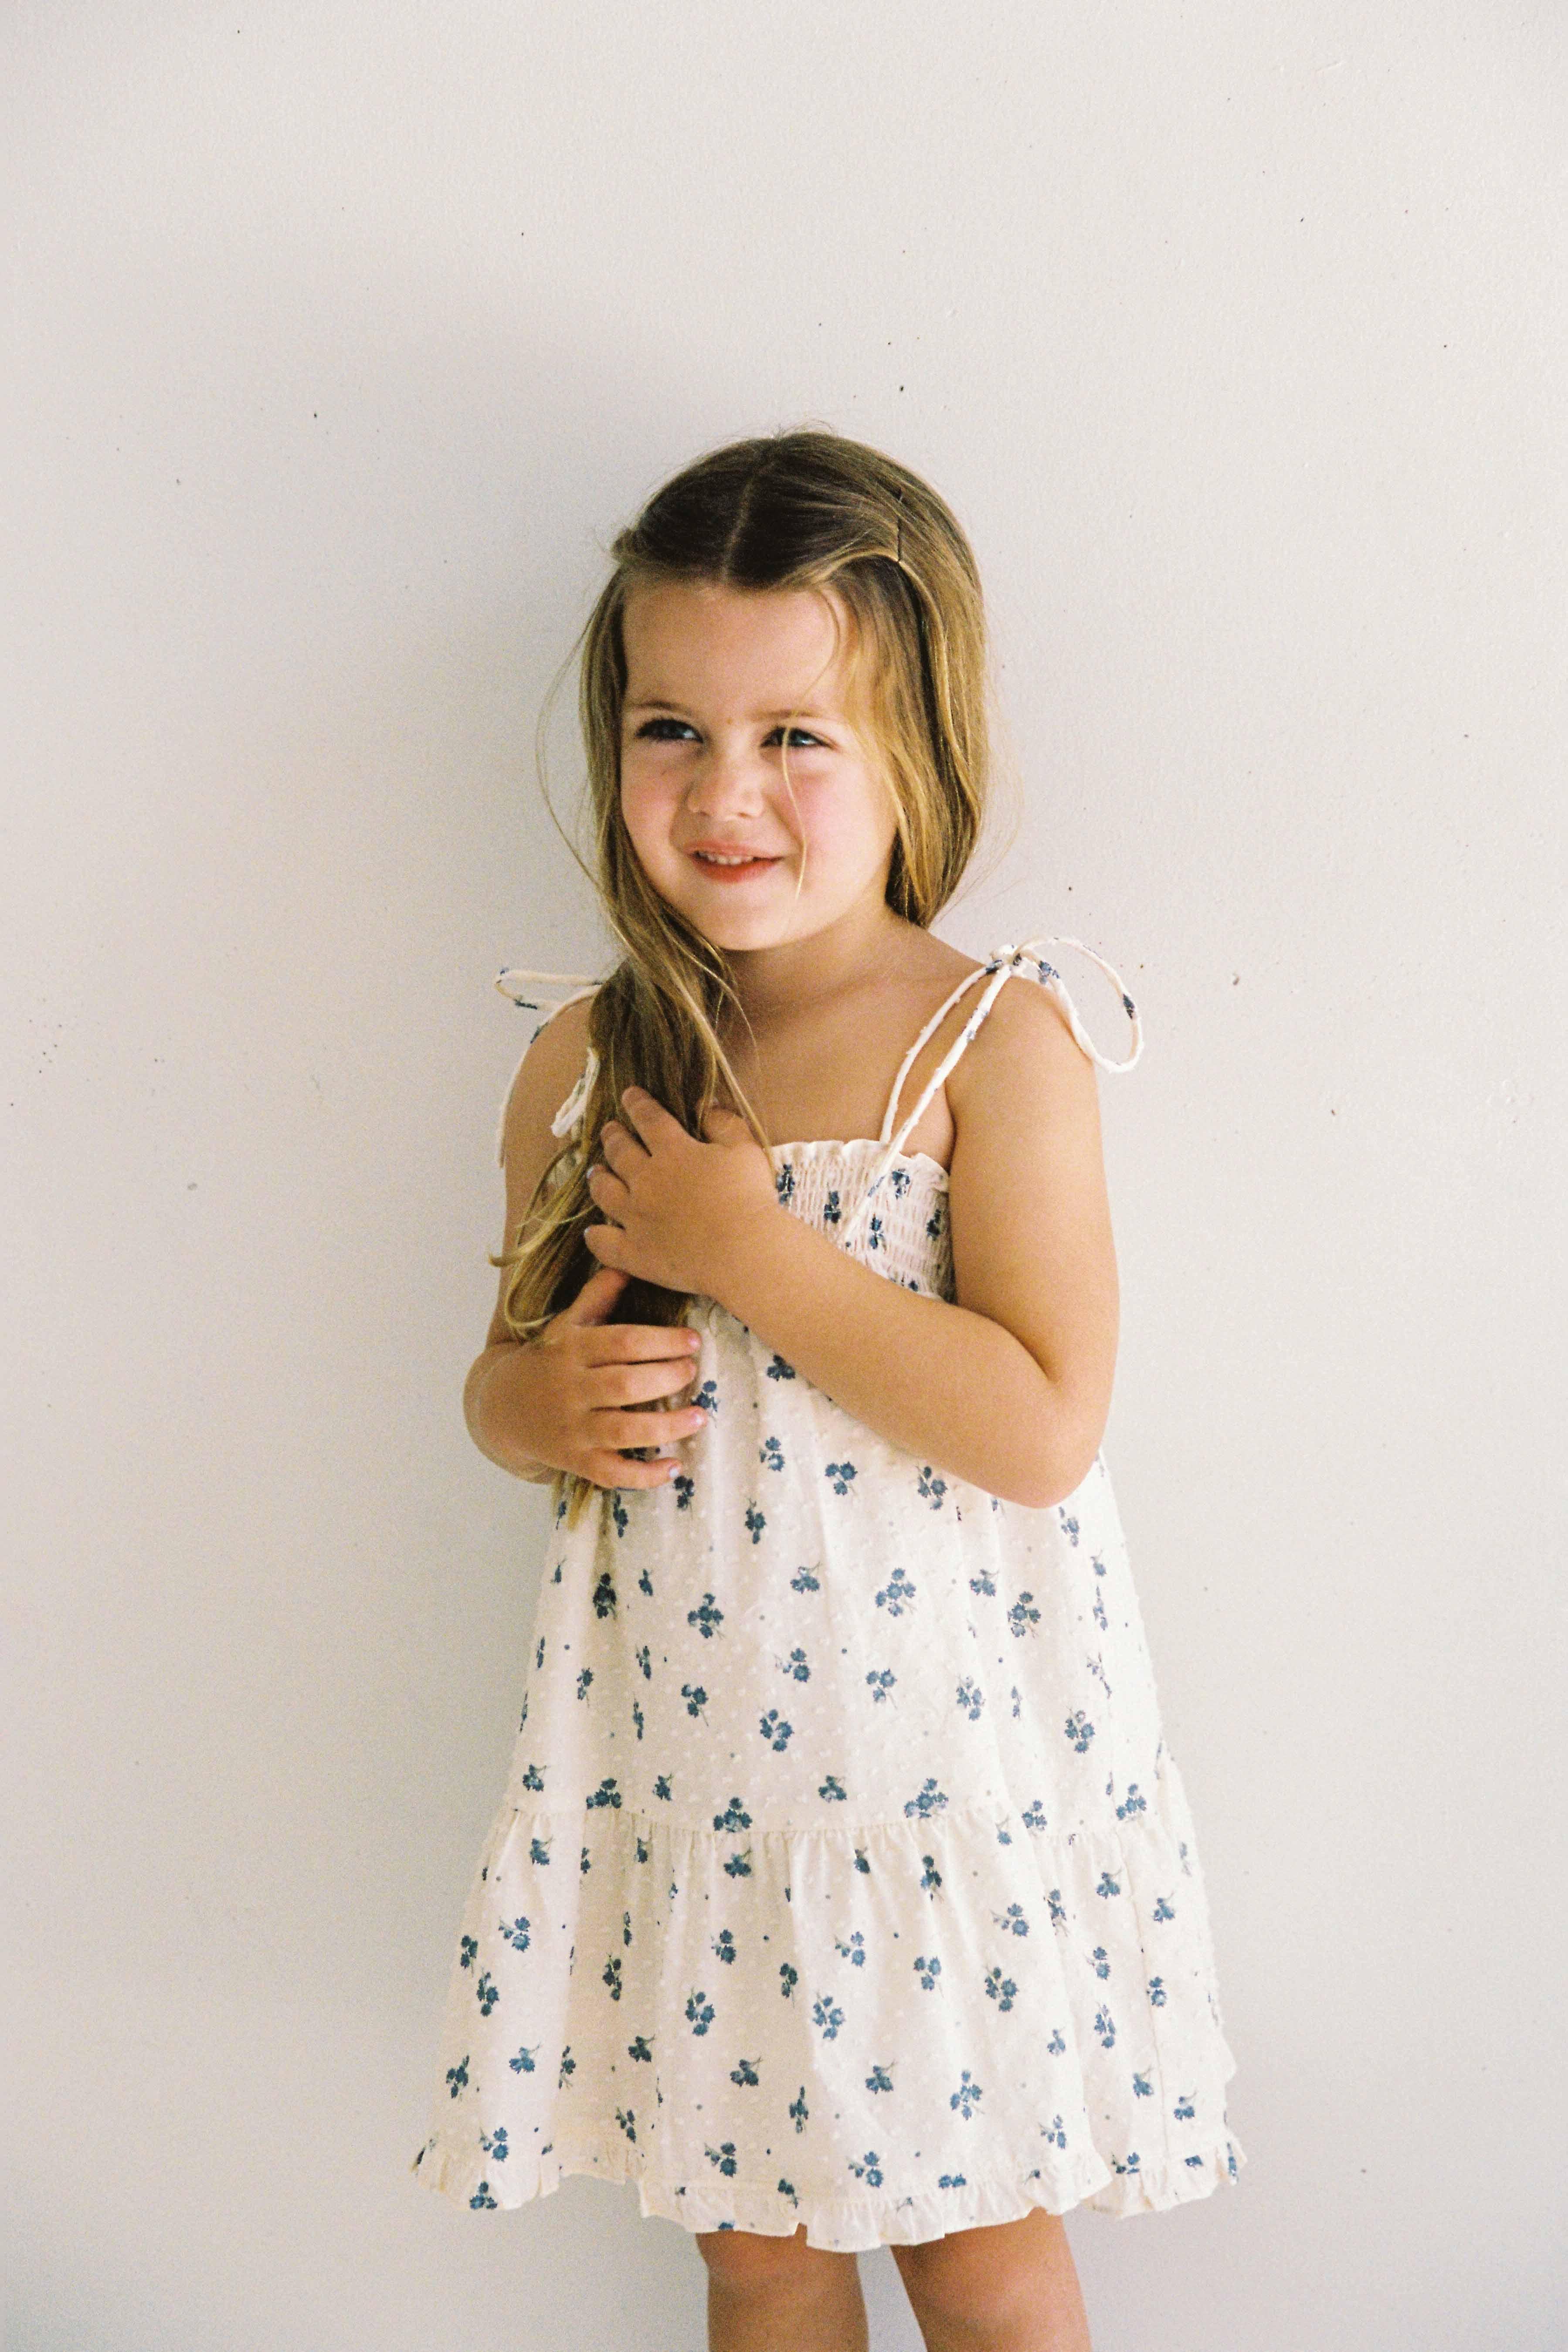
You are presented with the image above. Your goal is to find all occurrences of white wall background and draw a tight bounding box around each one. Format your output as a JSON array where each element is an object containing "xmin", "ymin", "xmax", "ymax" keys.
[{"xmin": 5, "ymin": 5, "xmax": 1564, "ymax": 2347}]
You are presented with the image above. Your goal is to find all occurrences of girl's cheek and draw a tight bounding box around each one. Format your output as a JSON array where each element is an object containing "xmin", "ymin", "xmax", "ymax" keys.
[
  {"xmin": 783, "ymin": 792, "xmax": 849, "ymax": 859},
  {"xmin": 771, "ymin": 770, "xmax": 833, "ymax": 834},
  {"xmin": 619, "ymin": 774, "xmax": 674, "ymax": 855}
]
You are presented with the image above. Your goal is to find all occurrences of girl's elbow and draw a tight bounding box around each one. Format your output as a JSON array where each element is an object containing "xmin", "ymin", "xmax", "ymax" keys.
[
  {"xmin": 1009, "ymin": 1462, "xmax": 1091, "ymax": 1511},
  {"xmin": 1012, "ymin": 1395, "xmax": 1105, "ymax": 1509}
]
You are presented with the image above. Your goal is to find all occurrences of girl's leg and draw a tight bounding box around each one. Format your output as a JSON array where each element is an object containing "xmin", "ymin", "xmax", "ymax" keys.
[
  {"xmin": 888, "ymin": 2209, "xmax": 1093, "ymax": 2352},
  {"xmin": 696, "ymin": 2223, "xmax": 870, "ymax": 2352}
]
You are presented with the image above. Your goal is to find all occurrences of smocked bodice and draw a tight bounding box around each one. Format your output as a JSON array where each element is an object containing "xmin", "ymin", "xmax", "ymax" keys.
[
  {"xmin": 495, "ymin": 934, "xmax": 1141, "ymax": 1298},
  {"xmin": 767, "ymin": 1137, "xmax": 953, "ymax": 1297}
]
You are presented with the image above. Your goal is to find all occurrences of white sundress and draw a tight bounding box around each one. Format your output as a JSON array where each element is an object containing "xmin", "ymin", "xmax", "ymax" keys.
[{"xmin": 409, "ymin": 935, "xmax": 1246, "ymax": 2252}]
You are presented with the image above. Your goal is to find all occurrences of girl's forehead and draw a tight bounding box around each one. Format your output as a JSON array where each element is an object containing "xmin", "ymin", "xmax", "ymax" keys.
[{"xmin": 622, "ymin": 578, "xmax": 862, "ymax": 705}]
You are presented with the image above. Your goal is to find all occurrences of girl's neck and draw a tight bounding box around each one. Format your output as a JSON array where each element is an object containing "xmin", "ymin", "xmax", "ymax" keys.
[{"xmin": 721, "ymin": 900, "xmax": 917, "ymax": 1031}]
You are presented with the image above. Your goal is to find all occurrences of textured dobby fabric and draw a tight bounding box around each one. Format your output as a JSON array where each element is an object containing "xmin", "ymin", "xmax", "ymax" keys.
[{"xmin": 409, "ymin": 938, "xmax": 1246, "ymax": 2251}]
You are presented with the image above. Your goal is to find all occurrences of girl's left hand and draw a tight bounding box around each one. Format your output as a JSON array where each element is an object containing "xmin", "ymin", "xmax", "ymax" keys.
[{"xmin": 583, "ymin": 1088, "xmax": 781, "ymax": 1299}]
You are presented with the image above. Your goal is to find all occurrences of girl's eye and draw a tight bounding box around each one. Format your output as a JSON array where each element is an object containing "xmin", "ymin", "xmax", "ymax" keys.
[{"xmin": 630, "ymin": 718, "xmax": 827, "ymax": 749}]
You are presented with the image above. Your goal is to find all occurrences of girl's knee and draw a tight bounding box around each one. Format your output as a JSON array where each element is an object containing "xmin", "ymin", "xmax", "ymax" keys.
[
  {"xmin": 892, "ymin": 2210, "xmax": 1082, "ymax": 2334},
  {"xmin": 696, "ymin": 2221, "xmax": 850, "ymax": 2293}
]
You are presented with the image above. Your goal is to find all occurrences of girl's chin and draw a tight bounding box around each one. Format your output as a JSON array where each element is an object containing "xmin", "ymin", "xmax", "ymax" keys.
[
  {"xmin": 689, "ymin": 910, "xmax": 791, "ymax": 945},
  {"xmin": 640, "ymin": 855, "xmax": 831, "ymax": 942},
  {"xmin": 679, "ymin": 897, "xmax": 806, "ymax": 951}
]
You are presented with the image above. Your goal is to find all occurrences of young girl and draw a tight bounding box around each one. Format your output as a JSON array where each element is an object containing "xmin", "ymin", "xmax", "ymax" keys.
[{"xmin": 410, "ymin": 430, "xmax": 1244, "ymax": 2350}]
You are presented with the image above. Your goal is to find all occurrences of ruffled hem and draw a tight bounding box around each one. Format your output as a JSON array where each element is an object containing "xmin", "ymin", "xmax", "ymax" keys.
[
  {"xmin": 408, "ymin": 2123, "xmax": 1247, "ymax": 2249},
  {"xmin": 408, "ymin": 1749, "xmax": 1245, "ymax": 2251}
]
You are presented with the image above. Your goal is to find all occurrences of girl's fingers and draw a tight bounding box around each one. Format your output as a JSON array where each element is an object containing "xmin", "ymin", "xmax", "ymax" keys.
[
  {"xmin": 699, "ymin": 1102, "xmax": 749, "ymax": 1137},
  {"xmin": 584, "ymin": 1166, "xmax": 631, "ymax": 1216},
  {"xmin": 585, "ymin": 1449, "xmax": 683, "ymax": 1490},
  {"xmin": 587, "ymin": 1356, "xmax": 700, "ymax": 1408},
  {"xmin": 585, "ymin": 1325, "xmax": 704, "ymax": 1364},
  {"xmin": 581, "ymin": 1220, "xmax": 626, "ymax": 1267},
  {"xmin": 596, "ymin": 1404, "xmax": 707, "ymax": 1450},
  {"xmin": 617, "ymin": 1087, "xmax": 686, "ymax": 1141},
  {"xmin": 579, "ymin": 1329, "xmax": 703, "ymax": 1407},
  {"xmin": 561, "ymin": 1263, "xmax": 630, "ymax": 1321},
  {"xmin": 598, "ymin": 1119, "xmax": 650, "ymax": 1169}
]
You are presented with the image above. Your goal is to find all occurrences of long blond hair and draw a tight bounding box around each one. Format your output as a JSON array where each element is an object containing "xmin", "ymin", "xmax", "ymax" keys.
[{"xmin": 496, "ymin": 427, "xmax": 1001, "ymax": 1524}]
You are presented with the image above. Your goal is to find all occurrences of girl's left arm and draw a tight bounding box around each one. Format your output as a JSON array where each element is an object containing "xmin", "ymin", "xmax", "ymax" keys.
[{"xmin": 588, "ymin": 982, "xmax": 1119, "ymax": 1509}]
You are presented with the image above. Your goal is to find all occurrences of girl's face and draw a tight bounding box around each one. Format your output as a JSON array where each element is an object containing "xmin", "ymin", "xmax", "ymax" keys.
[{"xmin": 618, "ymin": 579, "xmax": 899, "ymax": 959}]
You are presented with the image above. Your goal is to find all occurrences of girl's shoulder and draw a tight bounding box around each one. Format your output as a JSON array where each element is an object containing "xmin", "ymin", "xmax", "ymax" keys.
[
  {"xmin": 492, "ymin": 980, "xmax": 599, "ymax": 1174},
  {"xmin": 945, "ymin": 937, "xmax": 1144, "ymax": 1093},
  {"xmin": 941, "ymin": 932, "xmax": 1143, "ymax": 1144},
  {"xmin": 530, "ymin": 983, "xmax": 597, "ymax": 1066},
  {"xmin": 944, "ymin": 964, "xmax": 1093, "ymax": 1136}
]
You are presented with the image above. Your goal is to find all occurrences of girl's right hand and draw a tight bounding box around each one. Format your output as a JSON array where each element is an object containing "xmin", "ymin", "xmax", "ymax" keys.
[{"xmin": 480, "ymin": 1264, "xmax": 708, "ymax": 1490}]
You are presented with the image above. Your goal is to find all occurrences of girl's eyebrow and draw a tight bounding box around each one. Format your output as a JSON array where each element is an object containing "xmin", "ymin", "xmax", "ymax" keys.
[{"xmin": 624, "ymin": 696, "xmax": 838, "ymax": 720}]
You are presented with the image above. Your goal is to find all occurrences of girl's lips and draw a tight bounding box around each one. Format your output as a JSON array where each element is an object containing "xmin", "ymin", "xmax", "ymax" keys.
[{"xmin": 685, "ymin": 850, "xmax": 783, "ymax": 880}]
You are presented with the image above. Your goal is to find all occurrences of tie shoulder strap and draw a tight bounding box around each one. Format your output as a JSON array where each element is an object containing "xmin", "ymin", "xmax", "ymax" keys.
[
  {"xmin": 990, "ymin": 935, "xmax": 1144, "ymax": 1074},
  {"xmin": 841, "ymin": 931, "xmax": 1142, "ymax": 1242},
  {"xmin": 877, "ymin": 932, "xmax": 1142, "ymax": 1156},
  {"xmin": 875, "ymin": 961, "xmax": 1002, "ymax": 1150},
  {"xmin": 493, "ymin": 964, "xmax": 603, "ymax": 1165}
]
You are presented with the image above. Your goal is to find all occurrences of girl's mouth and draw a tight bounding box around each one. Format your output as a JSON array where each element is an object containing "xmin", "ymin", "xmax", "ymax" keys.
[{"xmin": 686, "ymin": 850, "xmax": 782, "ymax": 881}]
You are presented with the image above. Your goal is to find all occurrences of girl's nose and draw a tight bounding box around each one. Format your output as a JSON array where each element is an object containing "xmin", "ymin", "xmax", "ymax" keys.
[{"xmin": 684, "ymin": 743, "xmax": 767, "ymax": 816}]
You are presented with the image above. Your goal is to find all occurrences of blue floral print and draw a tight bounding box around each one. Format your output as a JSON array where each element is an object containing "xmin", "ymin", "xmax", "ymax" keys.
[
  {"xmin": 411, "ymin": 937, "xmax": 1244, "ymax": 2252},
  {"xmin": 951, "ymin": 2072, "xmax": 983, "ymax": 2119},
  {"xmin": 688, "ymin": 1594, "xmax": 723, "ymax": 1639},
  {"xmin": 905, "ymin": 1775, "xmax": 947, "ymax": 1820},
  {"xmin": 875, "ymin": 1566, "xmax": 917, "ymax": 1616}
]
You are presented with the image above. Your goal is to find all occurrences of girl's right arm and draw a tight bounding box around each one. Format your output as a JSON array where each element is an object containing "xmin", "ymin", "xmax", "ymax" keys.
[{"xmin": 465, "ymin": 996, "xmax": 708, "ymax": 1490}]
